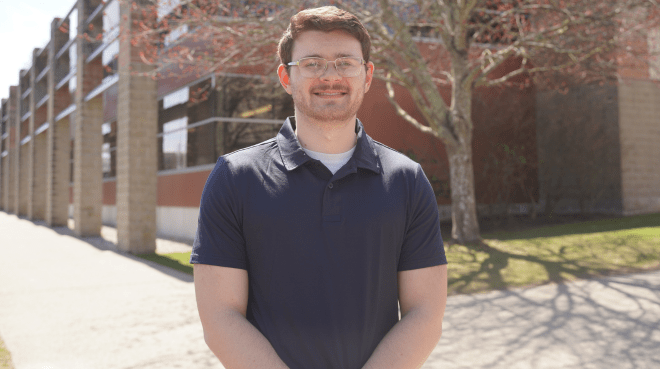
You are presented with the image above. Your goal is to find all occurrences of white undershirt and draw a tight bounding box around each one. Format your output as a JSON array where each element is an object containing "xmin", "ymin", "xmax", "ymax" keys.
[{"xmin": 303, "ymin": 146, "xmax": 356, "ymax": 174}]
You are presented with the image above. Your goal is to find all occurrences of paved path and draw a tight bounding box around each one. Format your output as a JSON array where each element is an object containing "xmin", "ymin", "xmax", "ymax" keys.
[
  {"xmin": 1, "ymin": 211, "xmax": 659, "ymax": 368},
  {"xmin": 0, "ymin": 212, "xmax": 221, "ymax": 369},
  {"xmin": 426, "ymin": 270, "xmax": 660, "ymax": 368}
]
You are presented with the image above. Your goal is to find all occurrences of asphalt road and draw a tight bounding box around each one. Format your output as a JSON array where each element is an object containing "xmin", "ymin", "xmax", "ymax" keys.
[{"xmin": 1, "ymin": 211, "xmax": 659, "ymax": 368}]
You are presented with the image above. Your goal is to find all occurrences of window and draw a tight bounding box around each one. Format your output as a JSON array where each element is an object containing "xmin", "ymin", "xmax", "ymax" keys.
[
  {"xmin": 157, "ymin": 76, "xmax": 293, "ymax": 172},
  {"xmin": 103, "ymin": 0, "xmax": 120, "ymax": 44},
  {"xmin": 102, "ymin": 40, "xmax": 119, "ymax": 84},
  {"xmin": 161, "ymin": 117, "xmax": 188, "ymax": 170},
  {"xmin": 163, "ymin": 86, "xmax": 189, "ymax": 109},
  {"xmin": 102, "ymin": 143, "xmax": 111, "ymax": 174},
  {"xmin": 69, "ymin": 44, "xmax": 77, "ymax": 94},
  {"xmin": 164, "ymin": 24, "xmax": 189, "ymax": 47},
  {"xmin": 69, "ymin": 9, "xmax": 78, "ymax": 41},
  {"xmin": 158, "ymin": 0, "xmax": 181, "ymax": 20},
  {"xmin": 102, "ymin": 121, "xmax": 116, "ymax": 178}
]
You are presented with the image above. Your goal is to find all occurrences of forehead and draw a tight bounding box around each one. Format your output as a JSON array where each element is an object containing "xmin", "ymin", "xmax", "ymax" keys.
[{"xmin": 291, "ymin": 30, "xmax": 363, "ymax": 60}]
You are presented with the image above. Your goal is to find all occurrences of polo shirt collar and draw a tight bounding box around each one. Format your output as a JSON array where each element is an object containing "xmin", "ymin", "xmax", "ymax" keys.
[{"xmin": 277, "ymin": 117, "xmax": 381, "ymax": 174}]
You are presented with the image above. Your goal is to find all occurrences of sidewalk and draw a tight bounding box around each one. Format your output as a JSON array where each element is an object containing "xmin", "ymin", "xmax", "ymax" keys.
[
  {"xmin": 1, "ymin": 211, "xmax": 659, "ymax": 368},
  {"xmin": 425, "ymin": 270, "xmax": 660, "ymax": 368},
  {"xmin": 0, "ymin": 212, "xmax": 221, "ymax": 369}
]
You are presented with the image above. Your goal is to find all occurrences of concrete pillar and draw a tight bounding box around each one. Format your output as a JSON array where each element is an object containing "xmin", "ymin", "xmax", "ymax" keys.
[
  {"xmin": 29, "ymin": 49, "xmax": 49, "ymax": 221},
  {"xmin": 116, "ymin": 0, "xmax": 158, "ymax": 253},
  {"xmin": 17, "ymin": 71, "xmax": 29, "ymax": 217},
  {"xmin": 27, "ymin": 53, "xmax": 37, "ymax": 219},
  {"xmin": 73, "ymin": 0, "xmax": 104, "ymax": 236},
  {"xmin": 7, "ymin": 87, "xmax": 18, "ymax": 214},
  {"xmin": 32, "ymin": 131, "xmax": 48, "ymax": 220},
  {"xmin": 618, "ymin": 79, "xmax": 660, "ymax": 214},
  {"xmin": 46, "ymin": 18, "xmax": 72, "ymax": 227}
]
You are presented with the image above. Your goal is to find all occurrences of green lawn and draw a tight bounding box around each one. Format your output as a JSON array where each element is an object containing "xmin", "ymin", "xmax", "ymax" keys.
[
  {"xmin": 137, "ymin": 252, "xmax": 193, "ymax": 275},
  {"xmin": 139, "ymin": 213, "xmax": 660, "ymax": 296},
  {"xmin": 448, "ymin": 213, "xmax": 660, "ymax": 294}
]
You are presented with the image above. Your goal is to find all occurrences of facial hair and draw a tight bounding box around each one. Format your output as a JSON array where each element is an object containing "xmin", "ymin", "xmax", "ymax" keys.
[{"xmin": 292, "ymin": 81, "xmax": 365, "ymax": 128}]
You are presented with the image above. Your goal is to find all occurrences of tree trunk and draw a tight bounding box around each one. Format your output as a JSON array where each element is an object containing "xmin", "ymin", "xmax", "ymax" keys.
[{"xmin": 447, "ymin": 141, "xmax": 481, "ymax": 244}]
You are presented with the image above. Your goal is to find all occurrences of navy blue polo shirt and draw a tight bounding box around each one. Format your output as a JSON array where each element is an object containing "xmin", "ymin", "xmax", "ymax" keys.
[{"xmin": 191, "ymin": 117, "xmax": 446, "ymax": 369}]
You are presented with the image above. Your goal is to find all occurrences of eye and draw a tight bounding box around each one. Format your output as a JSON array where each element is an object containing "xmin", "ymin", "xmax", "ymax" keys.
[
  {"xmin": 301, "ymin": 59, "xmax": 322, "ymax": 68},
  {"xmin": 337, "ymin": 58, "xmax": 359, "ymax": 68}
]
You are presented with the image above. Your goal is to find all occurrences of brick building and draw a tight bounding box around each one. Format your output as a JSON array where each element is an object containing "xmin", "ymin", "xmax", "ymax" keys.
[{"xmin": 1, "ymin": 0, "xmax": 658, "ymax": 252}]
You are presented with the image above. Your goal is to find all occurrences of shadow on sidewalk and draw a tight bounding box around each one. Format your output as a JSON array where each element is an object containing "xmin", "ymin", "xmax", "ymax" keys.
[
  {"xmin": 24, "ymin": 217, "xmax": 195, "ymax": 283},
  {"xmin": 425, "ymin": 270, "xmax": 660, "ymax": 368}
]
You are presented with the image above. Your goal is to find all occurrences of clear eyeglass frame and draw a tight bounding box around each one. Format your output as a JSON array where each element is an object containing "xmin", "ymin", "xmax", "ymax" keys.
[{"xmin": 287, "ymin": 57, "xmax": 366, "ymax": 78}]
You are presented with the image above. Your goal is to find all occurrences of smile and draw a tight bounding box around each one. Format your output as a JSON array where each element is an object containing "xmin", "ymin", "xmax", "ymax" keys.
[{"xmin": 314, "ymin": 92, "xmax": 346, "ymax": 96}]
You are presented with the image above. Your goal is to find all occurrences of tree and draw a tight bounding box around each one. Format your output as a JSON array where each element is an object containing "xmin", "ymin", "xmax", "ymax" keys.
[{"xmin": 125, "ymin": 0, "xmax": 660, "ymax": 243}]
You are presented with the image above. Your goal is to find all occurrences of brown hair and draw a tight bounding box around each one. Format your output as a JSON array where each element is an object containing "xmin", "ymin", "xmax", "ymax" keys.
[{"xmin": 278, "ymin": 6, "xmax": 371, "ymax": 70}]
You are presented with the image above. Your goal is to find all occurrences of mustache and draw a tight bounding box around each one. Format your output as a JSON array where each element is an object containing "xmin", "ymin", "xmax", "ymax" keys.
[{"xmin": 311, "ymin": 84, "xmax": 350, "ymax": 92}]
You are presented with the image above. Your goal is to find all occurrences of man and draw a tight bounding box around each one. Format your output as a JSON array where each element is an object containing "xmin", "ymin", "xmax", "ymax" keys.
[{"xmin": 191, "ymin": 6, "xmax": 447, "ymax": 369}]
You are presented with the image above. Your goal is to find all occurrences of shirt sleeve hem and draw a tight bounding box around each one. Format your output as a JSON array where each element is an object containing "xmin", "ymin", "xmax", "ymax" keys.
[
  {"xmin": 397, "ymin": 256, "xmax": 447, "ymax": 272},
  {"xmin": 189, "ymin": 256, "xmax": 247, "ymax": 270}
]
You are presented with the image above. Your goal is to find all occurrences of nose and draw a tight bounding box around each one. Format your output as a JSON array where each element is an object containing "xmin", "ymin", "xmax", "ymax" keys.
[{"xmin": 320, "ymin": 61, "xmax": 342, "ymax": 80}]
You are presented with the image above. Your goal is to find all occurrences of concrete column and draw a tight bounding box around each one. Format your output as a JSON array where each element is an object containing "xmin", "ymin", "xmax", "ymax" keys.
[
  {"xmin": 32, "ymin": 131, "xmax": 48, "ymax": 220},
  {"xmin": 116, "ymin": 0, "xmax": 158, "ymax": 253},
  {"xmin": 17, "ymin": 71, "xmax": 28, "ymax": 217},
  {"xmin": 7, "ymin": 87, "xmax": 18, "ymax": 214},
  {"xmin": 618, "ymin": 79, "xmax": 660, "ymax": 214},
  {"xmin": 46, "ymin": 18, "xmax": 72, "ymax": 227},
  {"xmin": 73, "ymin": 0, "xmax": 104, "ymax": 236},
  {"xmin": 27, "ymin": 53, "xmax": 37, "ymax": 219},
  {"xmin": 29, "ymin": 49, "xmax": 49, "ymax": 221}
]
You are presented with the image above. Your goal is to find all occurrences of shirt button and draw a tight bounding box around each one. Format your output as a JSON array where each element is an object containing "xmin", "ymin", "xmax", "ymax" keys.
[{"xmin": 328, "ymin": 183, "xmax": 333, "ymax": 189}]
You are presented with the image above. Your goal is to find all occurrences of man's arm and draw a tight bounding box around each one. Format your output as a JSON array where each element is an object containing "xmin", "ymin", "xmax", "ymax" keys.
[
  {"xmin": 194, "ymin": 264, "xmax": 288, "ymax": 369},
  {"xmin": 363, "ymin": 264, "xmax": 448, "ymax": 369}
]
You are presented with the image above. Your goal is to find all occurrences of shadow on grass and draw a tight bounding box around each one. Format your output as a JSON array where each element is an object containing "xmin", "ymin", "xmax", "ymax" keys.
[
  {"xmin": 448, "ymin": 237, "xmax": 660, "ymax": 295},
  {"xmin": 137, "ymin": 253, "xmax": 193, "ymax": 275},
  {"xmin": 484, "ymin": 213, "xmax": 660, "ymax": 241}
]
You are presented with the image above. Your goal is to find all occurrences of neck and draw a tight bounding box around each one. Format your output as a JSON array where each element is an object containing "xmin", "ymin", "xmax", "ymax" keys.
[{"xmin": 294, "ymin": 115, "xmax": 357, "ymax": 154}]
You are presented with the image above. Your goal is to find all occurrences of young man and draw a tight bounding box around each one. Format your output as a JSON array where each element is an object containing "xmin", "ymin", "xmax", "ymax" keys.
[{"xmin": 191, "ymin": 6, "xmax": 447, "ymax": 369}]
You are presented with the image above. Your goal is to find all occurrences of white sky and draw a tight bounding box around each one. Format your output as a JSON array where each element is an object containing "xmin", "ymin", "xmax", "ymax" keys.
[{"xmin": 0, "ymin": 0, "xmax": 76, "ymax": 100}]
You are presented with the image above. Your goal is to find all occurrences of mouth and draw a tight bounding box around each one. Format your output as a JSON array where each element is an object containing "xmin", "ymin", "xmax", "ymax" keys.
[
  {"xmin": 312, "ymin": 84, "xmax": 349, "ymax": 97},
  {"xmin": 313, "ymin": 91, "xmax": 348, "ymax": 97}
]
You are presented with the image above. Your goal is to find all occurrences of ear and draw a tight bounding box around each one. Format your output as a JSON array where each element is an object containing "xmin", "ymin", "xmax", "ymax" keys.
[
  {"xmin": 278, "ymin": 64, "xmax": 292, "ymax": 95},
  {"xmin": 364, "ymin": 61, "xmax": 374, "ymax": 93}
]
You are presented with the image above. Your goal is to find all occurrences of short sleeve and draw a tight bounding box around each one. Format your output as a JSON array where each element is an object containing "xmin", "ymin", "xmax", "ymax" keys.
[
  {"xmin": 397, "ymin": 164, "xmax": 447, "ymax": 271},
  {"xmin": 190, "ymin": 157, "xmax": 247, "ymax": 269}
]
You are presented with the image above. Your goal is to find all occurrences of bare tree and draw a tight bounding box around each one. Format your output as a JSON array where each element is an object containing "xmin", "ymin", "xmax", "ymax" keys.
[
  {"xmin": 125, "ymin": 0, "xmax": 660, "ymax": 243},
  {"xmin": 332, "ymin": 0, "xmax": 660, "ymax": 243}
]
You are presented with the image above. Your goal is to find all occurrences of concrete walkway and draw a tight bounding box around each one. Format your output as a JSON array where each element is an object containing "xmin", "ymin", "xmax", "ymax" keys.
[{"xmin": 1, "ymin": 211, "xmax": 659, "ymax": 368}]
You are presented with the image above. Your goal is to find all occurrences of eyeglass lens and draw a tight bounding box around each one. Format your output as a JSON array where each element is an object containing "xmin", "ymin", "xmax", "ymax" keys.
[{"xmin": 298, "ymin": 57, "xmax": 363, "ymax": 77}]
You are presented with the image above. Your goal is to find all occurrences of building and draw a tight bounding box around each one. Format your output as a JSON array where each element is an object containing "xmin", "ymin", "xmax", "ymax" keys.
[{"xmin": 1, "ymin": 0, "xmax": 659, "ymax": 253}]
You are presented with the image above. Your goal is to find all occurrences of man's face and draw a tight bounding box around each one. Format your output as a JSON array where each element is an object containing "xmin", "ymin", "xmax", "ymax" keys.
[{"xmin": 278, "ymin": 30, "xmax": 374, "ymax": 126}]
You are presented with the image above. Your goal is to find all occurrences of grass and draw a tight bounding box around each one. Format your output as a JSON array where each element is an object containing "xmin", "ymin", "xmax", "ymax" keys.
[
  {"xmin": 447, "ymin": 213, "xmax": 660, "ymax": 295},
  {"xmin": 137, "ymin": 213, "xmax": 660, "ymax": 296},
  {"xmin": 137, "ymin": 252, "xmax": 193, "ymax": 275},
  {"xmin": 0, "ymin": 334, "xmax": 13, "ymax": 369}
]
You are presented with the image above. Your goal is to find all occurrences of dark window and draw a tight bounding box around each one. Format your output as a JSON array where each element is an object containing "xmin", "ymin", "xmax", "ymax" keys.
[{"xmin": 157, "ymin": 76, "xmax": 293, "ymax": 171}]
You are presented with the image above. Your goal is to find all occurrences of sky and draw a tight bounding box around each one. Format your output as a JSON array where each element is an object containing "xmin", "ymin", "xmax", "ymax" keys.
[{"xmin": 0, "ymin": 0, "xmax": 76, "ymax": 100}]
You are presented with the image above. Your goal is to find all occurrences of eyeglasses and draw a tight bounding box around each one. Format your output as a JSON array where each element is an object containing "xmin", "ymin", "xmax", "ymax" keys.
[{"xmin": 287, "ymin": 57, "xmax": 366, "ymax": 78}]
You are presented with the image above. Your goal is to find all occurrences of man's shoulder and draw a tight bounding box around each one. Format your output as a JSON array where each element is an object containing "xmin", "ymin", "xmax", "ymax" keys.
[
  {"xmin": 220, "ymin": 137, "xmax": 279, "ymax": 169},
  {"xmin": 370, "ymin": 140, "xmax": 421, "ymax": 174}
]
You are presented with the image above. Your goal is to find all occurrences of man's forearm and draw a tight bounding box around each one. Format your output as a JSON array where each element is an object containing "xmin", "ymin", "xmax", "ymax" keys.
[
  {"xmin": 203, "ymin": 309, "xmax": 288, "ymax": 369},
  {"xmin": 362, "ymin": 307, "xmax": 443, "ymax": 369}
]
